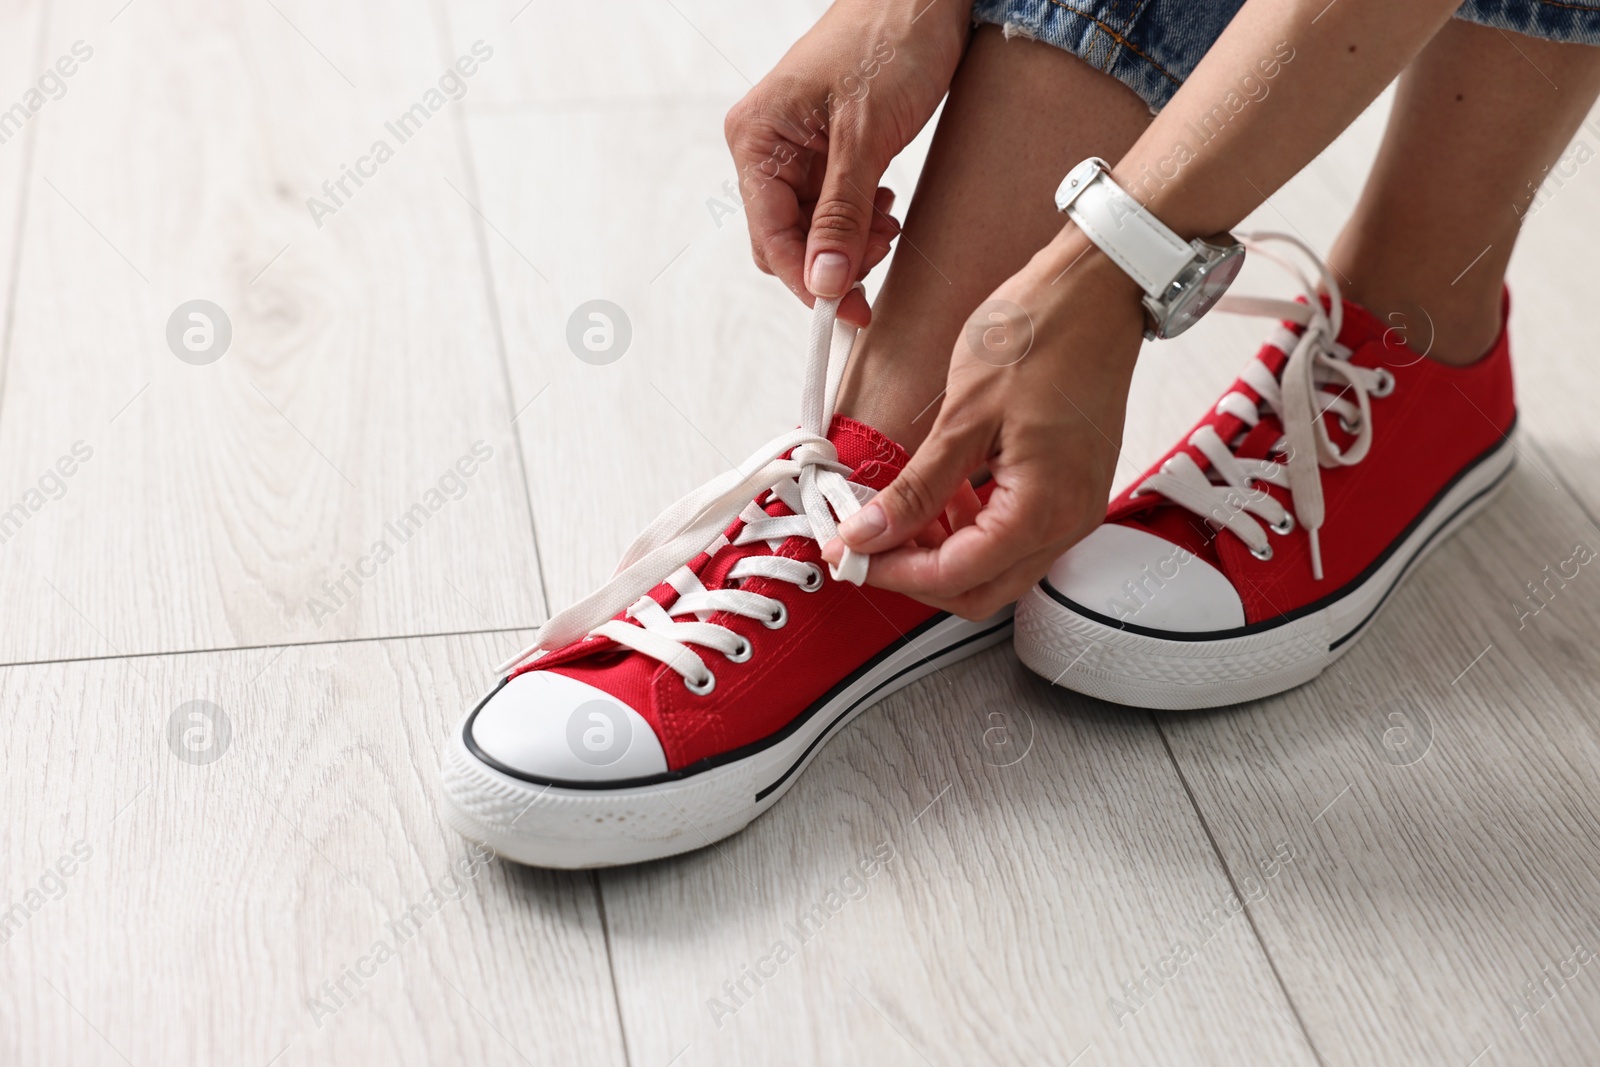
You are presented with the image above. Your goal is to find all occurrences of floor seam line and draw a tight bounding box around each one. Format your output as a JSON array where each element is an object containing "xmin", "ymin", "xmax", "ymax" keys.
[
  {"xmin": 436, "ymin": 3, "xmax": 554, "ymax": 624},
  {"xmin": 593, "ymin": 872, "xmax": 636, "ymax": 1067},
  {"xmin": 0, "ymin": 624, "xmax": 540, "ymax": 671},
  {"xmin": 1153, "ymin": 716, "xmax": 1332, "ymax": 1067}
]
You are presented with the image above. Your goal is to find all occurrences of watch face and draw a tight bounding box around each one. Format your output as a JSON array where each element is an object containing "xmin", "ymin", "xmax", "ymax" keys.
[{"xmin": 1154, "ymin": 242, "xmax": 1246, "ymax": 339}]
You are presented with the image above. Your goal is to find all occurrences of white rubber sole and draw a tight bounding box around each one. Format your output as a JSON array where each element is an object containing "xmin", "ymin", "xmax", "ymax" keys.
[
  {"xmin": 439, "ymin": 608, "xmax": 1014, "ymax": 869},
  {"xmin": 1014, "ymin": 432, "xmax": 1516, "ymax": 710}
]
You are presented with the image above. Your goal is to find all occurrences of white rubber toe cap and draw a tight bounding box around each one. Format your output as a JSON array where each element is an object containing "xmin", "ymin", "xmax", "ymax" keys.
[
  {"xmin": 469, "ymin": 671, "xmax": 668, "ymax": 782},
  {"xmin": 1045, "ymin": 524, "xmax": 1246, "ymax": 633}
]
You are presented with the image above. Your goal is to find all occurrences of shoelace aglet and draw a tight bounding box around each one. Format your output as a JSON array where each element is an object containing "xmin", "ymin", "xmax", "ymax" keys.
[{"xmin": 1308, "ymin": 527, "xmax": 1324, "ymax": 582}]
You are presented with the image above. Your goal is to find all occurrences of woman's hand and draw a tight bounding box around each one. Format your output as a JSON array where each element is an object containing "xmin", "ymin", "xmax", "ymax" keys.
[
  {"xmin": 824, "ymin": 235, "xmax": 1148, "ymax": 618},
  {"xmin": 724, "ymin": 0, "xmax": 971, "ymax": 327}
]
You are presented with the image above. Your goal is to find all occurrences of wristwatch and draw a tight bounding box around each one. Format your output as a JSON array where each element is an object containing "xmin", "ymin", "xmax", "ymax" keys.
[{"xmin": 1055, "ymin": 157, "xmax": 1245, "ymax": 340}]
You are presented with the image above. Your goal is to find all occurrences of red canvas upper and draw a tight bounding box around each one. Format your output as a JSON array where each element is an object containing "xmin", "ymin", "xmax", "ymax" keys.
[
  {"xmin": 1106, "ymin": 295, "xmax": 1516, "ymax": 625},
  {"xmin": 515, "ymin": 415, "xmax": 941, "ymax": 772}
]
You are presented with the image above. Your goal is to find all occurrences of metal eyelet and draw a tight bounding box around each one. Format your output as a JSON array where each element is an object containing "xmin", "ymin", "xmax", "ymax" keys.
[
  {"xmin": 725, "ymin": 639, "xmax": 752, "ymax": 664},
  {"xmin": 1338, "ymin": 415, "xmax": 1362, "ymax": 436},
  {"xmin": 1372, "ymin": 368, "xmax": 1395, "ymax": 398},
  {"xmin": 1249, "ymin": 542, "xmax": 1274, "ymax": 562},
  {"xmin": 685, "ymin": 670, "xmax": 717, "ymax": 696},
  {"xmin": 799, "ymin": 565, "xmax": 824, "ymax": 593},
  {"xmin": 763, "ymin": 602, "xmax": 789, "ymax": 629},
  {"xmin": 1269, "ymin": 513, "xmax": 1295, "ymax": 536}
]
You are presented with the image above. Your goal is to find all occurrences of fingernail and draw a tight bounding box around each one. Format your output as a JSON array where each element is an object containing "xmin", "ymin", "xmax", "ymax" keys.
[
  {"xmin": 840, "ymin": 503, "xmax": 886, "ymax": 544},
  {"xmin": 820, "ymin": 538, "xmax": 843, "ymax": 563},
  {"xmin": 808, "ymin": 252, "xmax": 850, "ymax": 298}
]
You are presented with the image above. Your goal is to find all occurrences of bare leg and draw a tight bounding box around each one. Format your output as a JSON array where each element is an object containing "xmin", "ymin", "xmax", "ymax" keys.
[
  {"xmin": 834, "ymin": 25, "xmax": 1152, "ymax": 450},
  {"xmin": 1329, "ymin": 20, "xmax": 1600, "ymax": 366}
]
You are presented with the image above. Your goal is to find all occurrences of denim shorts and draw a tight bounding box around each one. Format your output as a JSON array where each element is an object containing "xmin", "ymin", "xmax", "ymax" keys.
[{"xmin": 972, "ymin": 0, "xmax": 1600, "ymax": 110}]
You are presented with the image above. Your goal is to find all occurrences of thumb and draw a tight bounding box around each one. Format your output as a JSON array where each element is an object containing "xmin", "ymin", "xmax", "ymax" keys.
[
  {"xmin": 804, "ymin": 132, "xmax": 882, "ymax": 301},
  {"xmin": 839, "ymin": 420, "xmax": 987, "ymax": 554}
]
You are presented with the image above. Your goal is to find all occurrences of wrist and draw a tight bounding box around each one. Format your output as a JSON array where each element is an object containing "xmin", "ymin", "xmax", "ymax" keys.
[
  {"xmin": 997, "ymin": 225, "xmax": 1146, "ymax": 377},
  {"xmin": 1030, "ymin": 223, "xmax": 1147, "ymax": 312}
]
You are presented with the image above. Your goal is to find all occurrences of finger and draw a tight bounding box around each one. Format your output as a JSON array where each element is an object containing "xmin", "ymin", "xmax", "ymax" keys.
[
  {"xmin": 946, "ymin": 481, "xmax": 982, "ymax": 532},
  {"xmin": 889, "ymin": 543, "xmax": 1067, "ymax": 620},
  {"xmin": 733, "ymin": 142, "xmax": 812, "ymax": 299},
  {"xmin": 841, "ymin": 210, "xmax": 899, "ymax": 326},
  {"xmin": 864, "ymin": 522, "xmax": 1052, "ymax": 606},
  {"xmin": 912, "ymin": 516, "xmax": 949, "ymax": 549},
  {"xmin": 838, "ymin": 288, "xmax": 873, "ymax": 328},
  {"xmin": 859, "ymin": 480, "xmax": 1047, "ymax": 598},
  {"xmin": 804, "ymin": 127, "xmax": 886, "ymax": 303},
  {"xmin": 837, "ymin": 414, "xmax": 990, "ymax": 554},
  {"xmin": 825, "ymin": 513, "xmax": 949, "ymax": 566},
  {"xmin": 859, "ymin": 205, "xmax": 899, "ymax": 273}
]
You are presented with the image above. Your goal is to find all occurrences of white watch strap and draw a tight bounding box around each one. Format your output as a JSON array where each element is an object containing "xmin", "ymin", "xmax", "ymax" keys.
[{"xmin": 1056, "ymin": 158, "xmax": 1195, "ymax": 298}]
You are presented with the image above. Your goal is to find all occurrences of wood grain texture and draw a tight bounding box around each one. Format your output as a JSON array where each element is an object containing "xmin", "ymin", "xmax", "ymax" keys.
[
  {"xmin": 1134, "ymin": 88, "xmax": 1600, "ymax": 1067},
  {"xmin": 443, "ymin": 0, "xmax": 831, "ymax": 109},
  {"xmin": 0, "ymin": 0, "xmax": 44, "ymax": 365},
  {"xmin": 0, "ymin": 630, "xmax": 625, "ymax": 1067},
  {"xmin": 8, "ymin": 4, "xmax": 1600, "ymax": 1065},
  {"xmin": 452, "ymin": 99, "xmax": 937, "ymax": 620},
  {"xmin": 1158, "ymin": 466, "xmax": 1600, "ymax": 1067},
  {"xmin": 598, "ymin": 648, "xmax": 1320, "ymax": 1067},
  {"xmin": 0, "ymin": 0, "xmax": 544, "ymax": 666},
  {"xmin": 460, "ymin": 102, "xmax": 811, "ymax": 614}
]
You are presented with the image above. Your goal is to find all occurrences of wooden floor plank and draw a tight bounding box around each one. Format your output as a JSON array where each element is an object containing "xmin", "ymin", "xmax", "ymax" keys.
[
  {"xmin": 9, "ymin": 5, "xmax": 1600, "ymax": 1064},
  {"xmin": 597, "ymin": 648, "xmax": 1321, "ymax": 1066},
  {"xmin": 0, "ymin": 0, "xmax": 544, "ymax": 666},
  {"xmin": 457, "ymin": 99, "xmax": 813, "ymax": 617},
  {"xmin": 0, "ymin": 0, "xmax": 45, "ymax": 377},
  {"xmin": 1157, "ymin": 464, "xmax": 1600, "ymax": 1067},
  {"xmin": 454, "ymin": 94, "xmax": 937, "ymax": 619},
  {"xmin": 0, "ymin": 630, "xmax": 625, "ymax": 1067},
  {"xmin": 442, "ymin": 0, "xmax": 831, "ymax": 108},
  {"xmin": 1140, "ymin": 90, "xmax": 1600, "ymax": 1067}
]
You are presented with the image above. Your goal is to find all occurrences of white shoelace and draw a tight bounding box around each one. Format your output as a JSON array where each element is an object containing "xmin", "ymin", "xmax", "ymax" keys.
[
  {"xmin": 1134, "ymin": 233, "xmax": 1394, "ymax": 581},
  {"xmin": 497, "ymin": 294, "xmax": 875, "ymax": 692}
]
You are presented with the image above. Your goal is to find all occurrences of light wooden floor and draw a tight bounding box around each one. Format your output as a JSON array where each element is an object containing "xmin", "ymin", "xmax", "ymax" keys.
[{"xmin": 5, "ymin": 2, "xmax": 1600, "ymax": 1064}]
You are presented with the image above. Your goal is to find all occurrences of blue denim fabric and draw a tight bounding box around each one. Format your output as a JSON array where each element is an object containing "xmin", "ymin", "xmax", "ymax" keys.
[{"xmin": 972, "ymin": 0, "xmax": 1600, "ymax": 111}]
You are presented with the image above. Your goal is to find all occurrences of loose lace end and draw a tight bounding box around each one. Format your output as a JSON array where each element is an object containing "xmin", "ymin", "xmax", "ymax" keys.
[{"xmin": 828, "ymin": 547, "xmax": 869, "ymax": 587}]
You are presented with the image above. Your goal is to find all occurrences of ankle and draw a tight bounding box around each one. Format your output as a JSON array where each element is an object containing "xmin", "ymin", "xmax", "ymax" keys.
[
  {"xmin": 833, "ymin": 320, "xmax": 948, "ymax": 452},
  {"xmin": 1328, "ymin": 217, "xmax": 1511, "ymax": 368},
  {"xmin": 1337, "ymin": 282, "xmax": 1503, "ymax": 368}
]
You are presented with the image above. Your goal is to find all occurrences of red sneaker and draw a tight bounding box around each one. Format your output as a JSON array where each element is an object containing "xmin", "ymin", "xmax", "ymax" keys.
[
  {"xmin": 441, "ymin": 299, "xmax": 1011, "ymax": 868},
  {"xmin": 1015, "ymin": 236, "xmax": 1516, "ymax": 709}
]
